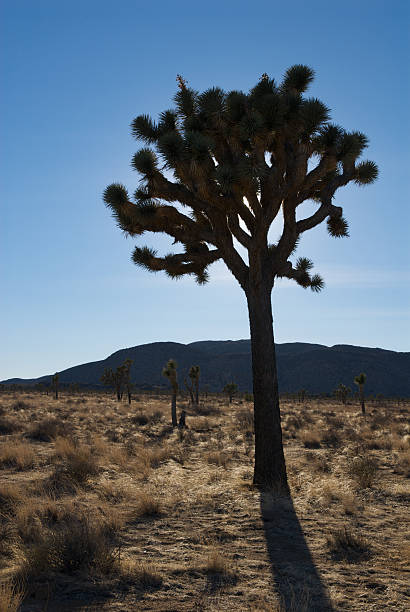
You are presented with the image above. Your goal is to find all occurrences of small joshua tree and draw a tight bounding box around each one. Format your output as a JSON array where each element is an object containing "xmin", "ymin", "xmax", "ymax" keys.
[
  {"xmin": 223, "ymin": 382, "xmax": 238, "ymax": 404},
  {"xmin": 354, "ymin": 373, "xmax": 367, "ymax": 415},
  {"xmin": 101, "ymin": 359, "xmax": 133, "ymax": 401},
  {"xmin": 52, "ymin": 372, "xmax": 59, "ymax": 400},
  {"xmin": 104, "ymin": 66, "xmax": 378, "ymax": 489},
  {"xmin": 162, "ymin": 359, "xmax": 178, "ymax": 426},
  {"xmin": 335, "ymin": 383, "xmax": 351, "ymax": 405},
  {"xmin": 189, "ymin": 365, "xmax": 200, "ymax": 405}
]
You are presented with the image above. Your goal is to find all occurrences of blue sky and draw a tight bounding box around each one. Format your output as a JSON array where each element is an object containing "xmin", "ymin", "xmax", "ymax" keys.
[{"xmin": 1, "ymin": 0, "xmax": 409, "ymax": 379}]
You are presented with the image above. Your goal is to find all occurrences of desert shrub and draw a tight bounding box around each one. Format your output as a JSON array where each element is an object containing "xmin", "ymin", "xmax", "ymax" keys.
[
  {"xmin": 321, "ymin": 429, "xmax": 341, "ymax": 448},
  {"xmin": 0, "ymin": 442, "xmax": 36, "ymax": 470},
  {"xmin": 20, "ymin": 514, "xmax": 120, "ymax": 579},
  {"xmin": 326, "ymin": 416, "xmax": 345, "ymax": 430},
  {"xmin": 46, "ymin": 446, "xmax": 99, "ymax": 492},
  {"xmin": 348, "ymin": 456, "xmax": 378, "ymax": 488},
  {"xmin": 300, "ymin": 430, "xmax": 321, "ymax": 449},
  {"xmin": 131, "ymin": 413, "xmax": 149, "ymax": 426},
  {"xmin": 0, "ymin": 417, "xmax": 21, "ymax": 435},
  {"xmin": 206, "ymin": 450, "xmax": 229, "ymax": 468},
  {"xmin": 27, "ymin": 418, "xmax": 70, "ymax": 442},
  {"xmin": 369, "ymin": 411, "xmax": 390, "ymax": 430},
  {"xmin": 286, "ymin": 414, "xmax": 304, "ymax": 431},
  {"xmin": 237, "ymin": 409, "xmax": 253, "ymax": 430},
  {"xmin": 11, "ymin": 400, "xmax": 32, "ymax": 411},
  {"xmin": 304, "ymin": 452, "xmax": 331, "ymax": 473},
  {"xmin": 134, "ymin": 492, "xmax": 161, "ymax": 517},
  {"xmin": 195, "ymin": 403, "xmax": 221, "ymax": 416},
  {"xmin": 327, "ymin": 526, "xmax": 370, "ymax": 561},
  {"xmin": 394, "ymin": 449, "xmax": 410, "ymax": 477},
  {"xmin": 204, "ymin": 548, "xmax": 238, "ymax": 591},
  {"xmin": 120, "ymin": 560, "xmax": 162, "ymax": 588},
  {"xmin": 0, "ymin": 484, "xmax": 25, "ymax": 516}
]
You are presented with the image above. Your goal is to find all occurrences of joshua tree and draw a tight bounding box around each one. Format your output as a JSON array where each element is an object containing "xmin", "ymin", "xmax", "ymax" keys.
[
  {"xmin": 189, "ymin": 365, "xmax": 200, "ymax": 405},
  {"xmin": 354, "ymin": 372, "xmax": 367, "ymax": 415},
  {"xmin": 298, "ymin": 389, "xmax": 307, "ymax": 404},
  {"xmin": 104, "ymin": 66, "xmax": 378, "ymax": 489},
  {"xmin": 52, "ymin": 372, "xmax": 59, "ymax": 400},
  {"xmin": 335, "ymin": 383, "xmax": 351, "ymax": 405},
  {"xmin": 101, "ymin": 359, "xmax": 133, "ymax": 401},
  {"xmin": 162, "ymin": 359, "xmax": 178, "ymax": 427},
  {"xmin": 223, "ymin": 382, "xmax": 238, "ymax": 404}
]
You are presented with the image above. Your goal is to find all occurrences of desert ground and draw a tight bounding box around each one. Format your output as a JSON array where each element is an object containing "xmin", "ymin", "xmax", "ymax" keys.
[{"xmin": 0, "ymin": 390, "xmax": 409, "ymax": 611}]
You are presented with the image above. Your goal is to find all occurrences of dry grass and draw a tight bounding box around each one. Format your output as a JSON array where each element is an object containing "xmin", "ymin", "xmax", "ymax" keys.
[
  {"xmin": 0, "ymin": 391, "xmax": 408, "ymax": 611},
  {"xmin": 327, "ymin": 526, "xmax": 371, "ymax": 561},
  {"xmin": 0, "ymin": 442, "xmax": 36, "ymax": 470},
  {"xmin": 0, "ymin": 580, "xmax": 24, "ymax": 612}
]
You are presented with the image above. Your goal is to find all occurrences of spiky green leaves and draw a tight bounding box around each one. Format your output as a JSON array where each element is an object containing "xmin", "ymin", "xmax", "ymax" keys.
[
  {"xmin": 132, "ymin": 246, "xmax": 158, "ymax": 270},
  {"xmin": 296, "ymin": 257, "xmax": 314, "ymax": 272},
  {"xmin": 157, "ymin": 132, "xmax": 186, "ymax": 168},
  {"xmin": 310, "ymin": 274, "xmax": 325, "ymax": 292},
  {"xmin": 163, "ymin": 359, "xmax": 178, "ymax": 389},
  {"xmin": 354, "ymin": 160, "xmax": 378, "ymax": 185},
  {"xmin": 338, "ymin": 131, "xmax": 368, "ymax": 162},
  {"xmin": 198, "ymin": 87, "xmax": 226, "ymax": 121},
  {"xmin": 327, "ymin": 215, "xmax": 349, "ymax": 237},
  {"xmin": 174, "ymin": 85, "xmax": 198, "ymax": 119},
  {"xmin": 131, "ymin": 115, "xmax": 158, "ymax": 143},
  {"xmin": 131, "ymin": 148, "xmax": 158, "ymax": 176},
  {"xmin": 282, "ymin": 65, "xmax": 315, "ymax": 93},
  {"xmin": 250, "ymin": 74, "xmax": 276, "ymax": 99},
  {"xmin": 103, "ymin": 183, "xmax": 129, "ymax": 206},
  {"xmin": 299, "ymin": 98, "xmax": 330, "ymax": 137}
]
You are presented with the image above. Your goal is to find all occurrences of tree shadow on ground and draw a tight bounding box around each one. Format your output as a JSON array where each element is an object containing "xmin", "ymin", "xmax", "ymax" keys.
[{"xmin": 260, "ymin": 492, "xmax": 333, "ymax": 611}]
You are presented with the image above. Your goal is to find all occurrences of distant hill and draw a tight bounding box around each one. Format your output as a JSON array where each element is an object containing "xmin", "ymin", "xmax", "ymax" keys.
[{"xmin": 2, "ymin": 340, "xmax": 409, "ymax": 396}]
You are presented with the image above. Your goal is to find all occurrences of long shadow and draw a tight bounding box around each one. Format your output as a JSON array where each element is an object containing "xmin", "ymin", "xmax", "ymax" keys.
[{"xmin": 260, "ymin": 492, "xmax": 333, "ymax": 611}]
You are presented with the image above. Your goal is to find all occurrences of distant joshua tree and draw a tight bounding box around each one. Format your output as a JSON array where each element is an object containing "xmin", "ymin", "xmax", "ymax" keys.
[
  {"xmin": 162, "ymin": 359, "xmax": 178, "ymax": 427},
  {"xmin": 335, "ymin": 383, "xmax": 351, "ymax": 405},
  {"xmin": 354, "ymin": 373, "xmax": 367, "ymax": 415},
  {"xmin": 52, "ymin": 372, "xmax": 59, "ymax": 400},
  {"xmin": 223, "ymin": 382, "xmax": 238, "ymax": 404},
  {"xmin": 101, "ymin": 359, "xmax": 133, "ymax": 401},
  {"xmin": 104, "ymin": 67, "xmax": 378, "ymax": 489},
  {"xmin": 189, "ymin": 365, "xmax": 200, "ymax": 405}
]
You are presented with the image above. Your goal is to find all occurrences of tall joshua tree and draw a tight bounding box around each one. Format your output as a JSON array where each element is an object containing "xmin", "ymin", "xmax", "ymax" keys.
[
  {"xmin": 104, "ymin": 66, "xmax": 378, "ymax": 490},
  {"xmin": 354, "ymin": 372, "xmax": 367, "ymax": 415},
  {"xmin": 162, "ymin": 359, "xmax": 179, "ymax": 427}
]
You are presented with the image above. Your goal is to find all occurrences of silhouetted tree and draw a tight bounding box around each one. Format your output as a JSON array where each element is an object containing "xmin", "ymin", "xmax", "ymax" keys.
[
  {"xmin": 162, "ymin": 359, "xmax": 178, "ymax": 426},
  {"xmin": 104, "ymin": 67, "xmax": 378, "ymax": 489},
  {"xmin": 354, "ymin": 372, "xmax": 367, "ymax": 415},
  {"xmin": 223, "ymin": 382, "xmax": 238, "ymax": 403},
  {"xmin": 52, "ymin": 372, "xmax": 59, "ymax": 400},
  {"xmin": 189, "ymin": 365, "xmax": 200, "ymax": 405},
  {"xmin": 101, "ymin": 359, "xmax": 133, "ymax": 401},
  {"xmin": 335, "ymin": 383, "xmax": 351, "ymax": 405}
]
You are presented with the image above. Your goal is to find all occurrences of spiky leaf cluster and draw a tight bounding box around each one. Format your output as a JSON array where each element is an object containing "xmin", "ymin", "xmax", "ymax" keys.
[{"xmin": 104, "ymin": 66, "xmax": 378, "ymax": 293}]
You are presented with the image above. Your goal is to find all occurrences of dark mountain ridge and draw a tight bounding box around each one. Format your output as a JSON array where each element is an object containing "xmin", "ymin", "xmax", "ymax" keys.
[{"xmin": 2, "ymin": 340, "xmax": 409, "ymax": 396}]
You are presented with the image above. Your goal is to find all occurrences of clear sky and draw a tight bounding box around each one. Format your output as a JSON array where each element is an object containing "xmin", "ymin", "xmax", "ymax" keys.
[{"xmin": 1, "ymin": 0, "xmax": 409, "ymax": 380}]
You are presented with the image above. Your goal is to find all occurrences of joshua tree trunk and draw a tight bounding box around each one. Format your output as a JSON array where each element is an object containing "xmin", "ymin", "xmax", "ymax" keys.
[
  {"xmin": 359, "ymin": 385, "xmax": 365, "ymax": 415},
  {"xmin": 194, "ymin": 380, "xmax": 199, "ymax": 406},
  {"xmin": 246, "ymin": 277, "xmax": 289, "ymax": 492},
  {"xmin": 171, "ymin": 389, "xmax": 177, "ymax": 427}
]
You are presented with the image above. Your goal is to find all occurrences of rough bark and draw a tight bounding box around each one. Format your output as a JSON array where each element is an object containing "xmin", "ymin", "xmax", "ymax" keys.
[
  {"xmin": 171, "ymin": 390, "xmax": 177, "ymax": 427},
  {"xmin": 246, "ymin": 281, "xmax": 289, "ymax": 492},
  {"xmin": 360, "ymin": 386, "xmax": 365, "ymax": 415}
]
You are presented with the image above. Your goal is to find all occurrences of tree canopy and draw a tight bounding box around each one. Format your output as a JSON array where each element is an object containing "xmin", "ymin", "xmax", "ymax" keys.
[{"xmin": 104, "ymin": 66, "xmax": 378, "ymax": 293}]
